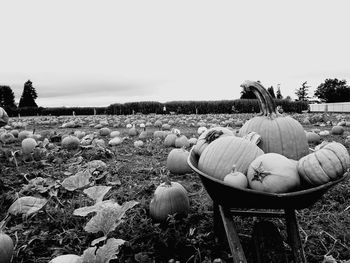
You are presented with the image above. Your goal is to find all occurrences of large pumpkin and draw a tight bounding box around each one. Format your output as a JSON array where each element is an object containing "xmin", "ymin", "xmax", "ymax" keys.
[
  {"xmin": 297, "ymin": 141, "xmax": 350, "ymax": 186},
  {"xmin": 198, "ymin": 136, "xmax": 264, "ymax": 180},
  {"xmin": 238, "ymin": 81, "xmax": 309, "ymax": 160},
  {"xmin": 0, "ymin": 232, "xmax": 14, "ymax": 263}
]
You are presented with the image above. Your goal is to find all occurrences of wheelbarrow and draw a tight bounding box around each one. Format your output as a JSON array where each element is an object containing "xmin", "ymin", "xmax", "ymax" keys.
[{"xmin": 187, "ymin": 148, "xmax": 349, "ymax": 263}]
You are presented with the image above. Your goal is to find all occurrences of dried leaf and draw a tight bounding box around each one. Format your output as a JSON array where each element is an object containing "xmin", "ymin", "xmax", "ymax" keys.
[
  {"xmin": 83, "ymin": 186, "xmax": 112, "ymax": 203},
  {"xmin": 8, "ymin": 196, "xmax": 48, "ymax": 216},
  {"xmin": 61, "ymin": 170, "xmax": 91, "ymax": 191}
]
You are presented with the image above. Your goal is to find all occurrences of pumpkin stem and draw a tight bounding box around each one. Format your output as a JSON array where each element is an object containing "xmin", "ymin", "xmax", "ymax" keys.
[
  {"xmin": 241, "ymin": 80, "xmax": 279, "ymax": 118},
  {"xmin": 160, "ymin": 169, "xmax": 172, "ymax": 186},
  {"xmin": 205, "ymin": 130, "xmax": 224, "ymax": 143},
  {"xmin": 251, "ymin": 162, "xmax": 271, "ymax": 182}
]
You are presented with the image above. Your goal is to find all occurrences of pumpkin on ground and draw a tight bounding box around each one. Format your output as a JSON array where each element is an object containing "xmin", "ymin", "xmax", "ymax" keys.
[
  {"xmin": 0, "ymin": 232, "xmax": 14, "ymax": 263},
  {"xmin": 306, "ymin": 132, "xmax": 321, "ymax": 144},
  {"xmin": 49, "ymin": 254, "xmax": 81, "ymax": 263},
  {"xmin": 149, "ymin": 181, "xmax": 190, "ymax": 222},
  {"xmin": 166, "ymin": 148, "xmax": 192, "ymax": 175},
  {"xmin": 198, "ymin": 136, "xmax": 264, "ymax": 181},
  {"xmin": 174, "ymin": 135, "xmax": 190, "ymax": 148},
  {"xmin": 21, "ymin": 137, "xmax": 37, "ymax": 154},
  {"xmin": 297, "ymin": 141, "xmax": 350, "ymax": 186},
  {"xmin": 331, "ymin": 125, "xmax": 344, "ymax": 135},
  {"xmin": 247, "ymin": 153, "xmax": 300, "ymax": 193},
  {"xmin": 164, "ymin": 133, "xmax": 177, "ymax": 147},
  {"xmin": 61, "ymin": 135, "xmax": 80, "ymax": 150},
  {"xmin": 238, "ymin": 80, "xmax": 309, "ymax": 160}
]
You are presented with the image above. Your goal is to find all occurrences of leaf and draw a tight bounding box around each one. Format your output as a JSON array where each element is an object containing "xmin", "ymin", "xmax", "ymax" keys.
[
  {"xmin": 84, "ymin": 186, "xmax": 111, "ymax": 203},
  {"xmin": 80, "ymin": 238, "xmax": 125, "ymax": 263},
  {"xmin": 8, "ymin": 196, "xmax": 48, "ymax": 216},
  {"xmin": 91, "ymin": 236, "xmax": 107, "ymax": 246},
  {"xmin": 84, "ymin": 200, "xmax": 138, "ymax": 235},
  {"xmin": 61, "ymin": 170, "xmax": 92, "ymax": 191},
  {"xmin": 73, "ymin": 200, "xmax": 118, "ymax": 217}
]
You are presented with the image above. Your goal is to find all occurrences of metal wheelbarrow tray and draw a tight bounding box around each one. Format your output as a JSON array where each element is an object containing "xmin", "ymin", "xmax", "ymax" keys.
[{"xmin": 187, "ymin": 148, "xmax": 349, "ymax": 263}]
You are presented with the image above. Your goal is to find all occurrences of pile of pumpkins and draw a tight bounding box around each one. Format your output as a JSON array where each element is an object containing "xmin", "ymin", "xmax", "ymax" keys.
[{"xmin": 194, "ymin": 81, "xmax": 350, "ymax": 194}]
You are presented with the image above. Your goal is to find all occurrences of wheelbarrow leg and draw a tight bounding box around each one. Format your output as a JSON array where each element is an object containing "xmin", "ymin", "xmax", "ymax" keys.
[
  {"xmin": 219, "ymin": 205, "xmax": 247, "ymax": 263},
  {"xmin": 284, "ymin": 209, "xmax": 306, "ymax": 263}
]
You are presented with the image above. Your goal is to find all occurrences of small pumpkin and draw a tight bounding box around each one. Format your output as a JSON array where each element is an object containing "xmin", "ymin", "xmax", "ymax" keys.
[
  {"xmin": 0, "ymin": 232, "xmax": 14, "ymax": 263},
  {"xmin": 21, "ymin": 137, "xmax": 37, "ymax": 154},
  {"xmin": 164, "ymin": 133, "xmax": 177, "ymax": 147},
  {"xmin": 297, "ymin": 141, "xmax": 350, "ymax": 186},
  {"xmin": 61, "ymin": 135, "xmax": 80, "ymax": 150},
  {"xmin": 247, "ymin": 153, "xmax": 300, "ymax": 193},
  {"xmin": 174, "ymin": 135, "xmax": 190, "ymax": 148},
  {"xmin": 166, "ymin": 148, "xmax": 192, "ymax": 175},
  {"xmin": 238, "ymin": 81, "xmax": 309, "ymax": 160},
  {"xmin": 99, "ymin": 127, "xmax": 111, "ymax": 136},
  {"xmin": 331, "ymin": 125, "xmax": 344, "ymax": 135},
  {"xmin": 198, "ymin": 136, "xmax": 264, "ymax": 180},
  {"xmin": 223, "ymin": 165, "xmax": 248, "ymax": 189},
  {"xmin": 149, "ymin": 181, "xmax": 190, "ymax": 222},
  {"xmin": 306, "ymin": 132, "xmax": 321, "ymax": 144}
]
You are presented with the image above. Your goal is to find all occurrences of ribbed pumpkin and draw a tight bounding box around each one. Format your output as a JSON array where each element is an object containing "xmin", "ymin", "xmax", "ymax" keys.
[
  {"xmin": 297, "ymin": 141, "xmax": 350, "ymax": 186},
  {"xmin": 166, "ymin": 148, "xmax": 192, "ymax": 175},
  {"xmin": 198, "ymin": 136, "xmax": 264, "ymax": 180},
  {"xmin": 238, "ymin": 81, "xmax": 309, "ymax": 160},
  {"xmin": 149, "ymin": 181, "xmax": 190, "ymax": 222},
  {"xmin": 193, "ymin": 126, "xmax": 235, "ymax": 157}
]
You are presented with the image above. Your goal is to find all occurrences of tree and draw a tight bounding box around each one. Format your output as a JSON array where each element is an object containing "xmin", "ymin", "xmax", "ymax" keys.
[
  {"xmin": 295, "ymin": 81, "xmax": 310, "ymax": 101},
  {"xmin": 267, "ymin": 86, "xmax": 276, "ymax": 98},
  {"xmin": 276, "ymin": 85, "xmax": 283, "ymax": 99},
  {"xmin": 314, "ymin": 78, "xmax": 350, "ymax": 103},
  {"xmin": 18, "ymin": 80, "xmax": 38, "ymax": 108},
  {"xmin": 0, "ymin": 85, "xmax": 17, "ymax": 111}
]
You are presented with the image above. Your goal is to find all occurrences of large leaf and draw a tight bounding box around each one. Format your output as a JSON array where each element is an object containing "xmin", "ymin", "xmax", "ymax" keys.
[
  {"xmin": 61, "ymin": 170, "xmax": 91, "ymax": 191},
  {"xmin": 84, "ymin": 201, "xmax": 138, "ymax": 235},
  {"xmin": 83, "ymin": 186, "xmax": 111, "ymax": 203},
  {"xmin": 80, "ymin": 238, "xmax": 125, "ymax": 263},
  {"xmin": 8, "ymin": 196, "xmax": 48, "ymax": 216},
  {"xmin": 73, "ymin": 200, "xmax": 118, "ymax": 217}
]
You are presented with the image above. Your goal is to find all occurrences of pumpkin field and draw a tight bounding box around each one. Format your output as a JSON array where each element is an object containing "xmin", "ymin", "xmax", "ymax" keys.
[{"xmin": 0, "ymin": 111, "xmax": 350, "ymax": 263}]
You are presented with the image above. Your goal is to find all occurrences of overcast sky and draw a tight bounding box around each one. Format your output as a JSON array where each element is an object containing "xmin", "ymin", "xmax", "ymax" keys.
[{"xmin": 1, "ymin": 0, "xmax": 350, "ymax": 107}]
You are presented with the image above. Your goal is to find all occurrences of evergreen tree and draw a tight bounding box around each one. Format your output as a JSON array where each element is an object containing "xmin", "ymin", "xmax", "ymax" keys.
[
  {"xmin": 276, "ymin": 85, "xmax": 283, "ymax": 99},
  {"xmin": 295, "ymin": 81, "xmax": 310, "ymax": 101},
  {"xmin": 267, "ymin": 86, "xmax": 276, "ymax": 98},
  {"xmin": 18, "ymin": 80, "xmax": 38, "ymax": 108},
  {"xmin": 0, "ymin": 85, "xmax": 17, "ymax": 111}
]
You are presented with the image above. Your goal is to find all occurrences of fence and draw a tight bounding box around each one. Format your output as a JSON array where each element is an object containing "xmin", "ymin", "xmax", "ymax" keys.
[{"xmin": 309, "ymin": 102, "xmax": 350, "ymax": 113}]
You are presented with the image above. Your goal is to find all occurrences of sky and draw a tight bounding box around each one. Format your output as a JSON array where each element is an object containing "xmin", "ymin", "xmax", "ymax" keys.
[{"xmin": 1, "ymin": 0, "xmax": 350, "ymax": 107}]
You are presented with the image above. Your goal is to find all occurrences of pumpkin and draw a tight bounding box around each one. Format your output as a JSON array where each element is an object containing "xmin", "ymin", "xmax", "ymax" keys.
[
  {"xmin": 49, "ymin": 254, "xmax": 81, "ymax": 263},
  {"xmin": 61, "ymin": 135, "xmax": 80, "ymax": 150},
  {"xmin": 109, "ymin": 136, "xmax": 123, "ymax": 146},
  {"xmin": 128, "ymin": 126, "xmax": 139, "ymax": 136},
  {"xmin": 193, "ymin": 126, "xmax": 235, "ymax": 156},
  {"xmin": 0, "ymin": 232, "xmax": 14, "ymax": 263},
  {"xmin": 134, "ymin": 140, "xmax": 144, "ymax": 148},
  {"xmin": 247, "ymin": 153, "xmax": 300, "ymax": 193},
  {"xmin": 198, "ymin": 136, "xmax": 264, "ymax": 180},
  {"xmin": 331, "ymin": 125, "xmax": 344, "ymax": 135},
  {"xmin": 306, "ymin": 132, "xmax": 321, "ymax": 144},
  {"xmin": 174, "ymin": 135, "xmax": 190, "ymax": 148},
  {"xmin": 22, "ymin": 137, "xmax": 37, "ymax": 154},
  {"xmin": 99, "ymin": 127, "xmax": 111, "ymax": 136},
  {"xmin": 166, "ymin": 148, "xmax": 192, "ymax": 175},
  {"xmin": 0, "ymin": 132, "xmax": 15, "ymax": 144},
  {"xmin": 164, "ymin": 133, "xmax": 178, "ymax": 147},
  {"xmin": 110, "ymin": 130, "xmax": 121, "ymax": 138},
  {"xmin": 223, "ymin": 165, "xmax": 248, "ymax": 189},
  {"xmin": 18, "ymin": 130, "xmax": 33, "ymax": 141},
  {"xmin": 238, "ymin": 81, "xmax": 309, "ymax": 160},
  {"xmin": 297, "ymin": 141, "xmax": 350, "ymax": 186},
  {"xmin": 149, "ymin": 181, "xmax": 190, "ymax": 222}
]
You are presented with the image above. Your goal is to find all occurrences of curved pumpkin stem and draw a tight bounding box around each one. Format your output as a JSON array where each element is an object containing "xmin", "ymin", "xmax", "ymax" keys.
[{"xmin": 240, "ymin": 80, "xmax": 279, "ymax": 118}]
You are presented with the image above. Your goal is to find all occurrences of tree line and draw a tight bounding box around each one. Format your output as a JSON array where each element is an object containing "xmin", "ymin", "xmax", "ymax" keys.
[
  {"xmin": 0, "ymin": 80, "xmax": 38, "ymax": 114},
  {"xmin": 240, "ymin": 78, "xmax": 350, "ymax": 103}
]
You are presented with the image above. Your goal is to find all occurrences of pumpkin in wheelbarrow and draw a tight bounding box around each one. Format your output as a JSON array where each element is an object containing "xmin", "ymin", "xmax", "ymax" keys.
[
  {"xmin": 297, "ymin": 141, "xmax": 350, "ymax": 186},
  {"xmin": 238, "ymin": 80, "xmax": 309, "ymax": 160},
  {"xmin": 198, "ymin": 136, "xmax": 264, "ymax": 181}
]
